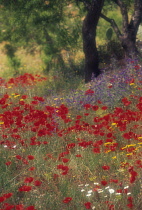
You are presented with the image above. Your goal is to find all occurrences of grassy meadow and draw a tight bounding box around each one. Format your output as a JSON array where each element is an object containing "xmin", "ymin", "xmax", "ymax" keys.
[{"xmin": 0, "ymin": 44, "xmax": 142, "ymax": 210}]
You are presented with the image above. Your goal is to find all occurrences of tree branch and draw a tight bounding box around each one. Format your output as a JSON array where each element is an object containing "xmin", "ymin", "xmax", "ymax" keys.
[
  {"xmin": 100, "ymin": 13, "xmax": 122, "ymax": 39},
  {"xmin": 112, "ymin": 0, "xmax": 129, "ymax": 34},
  {"xmin": 129, "ymin": 0, "xmax": 142, "ymax": 35}
]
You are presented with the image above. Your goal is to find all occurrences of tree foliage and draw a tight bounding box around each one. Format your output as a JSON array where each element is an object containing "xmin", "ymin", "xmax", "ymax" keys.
[{"xmin": 0, "ymin": 0, "xmax": 83, "ymax": 72}]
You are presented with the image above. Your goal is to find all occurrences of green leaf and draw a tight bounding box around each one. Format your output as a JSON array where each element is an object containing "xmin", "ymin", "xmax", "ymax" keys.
[{"xmin": 106, "ymin": 27, "xmax": 113, "ymax": 40}]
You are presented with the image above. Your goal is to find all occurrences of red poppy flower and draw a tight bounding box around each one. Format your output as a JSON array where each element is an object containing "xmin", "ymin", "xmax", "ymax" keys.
[
  {"xmin": 62, "ymin": 170, "xmax": 68, "ymax": 175},
  {"xmin": 127, "ymin": 197, "xmax": 133, "ymax": 208},
  {"xmin": 84, "ymin": 104, "xmax": 91, "ymax": 110},
  {"xmin": 66, "ymin": 143, "xmax": 75, "ymax": 149},
  {"xmin": 57, "ymin": 165, "xmax": 69, "ymax": 171},
  {"xmin": 43, "ymin": 141, "xmax": 48, "ymax": 145},
  {"xmin": 116, "ymin": 189, "xmax": 122, "ymax": 193},
  {"xmin": 93, "ymin": 117, "xmax": 100, "ymax": 122},
  {"xmin": 85, "ymin": 89, "xmax": 94, "ymax": 95},
  {"xmin": 25, "ymin": 206, "xmax": 37, "ymax": 210},
  {"xmin": 139, "ymin": 96, "xmax": 142, "ymax": 102},
  {"xmin": 31, "ymin": 101, "xmax": 39, "ymax": 105},
  {"xmin": 102, "ymin": 165, "xmax": 110, "ymax": 170},
  {"xmin": 76, "ymin": 154, "xmax": 82, "ymax": 157},
  {"xmin": 33, "ymin": 96, "xmax": 44, "ymax": 102},
  {"xmin": 22, "ymin": 159, "xmax": 29, "ymax": 164},
  {"xmin": 24, "ymin": 177, "xmax": 34, "ymax": 183},
  {"xmin": 84, "ymin": 113, "xmax": 89, "ymax": 116},
  {"xmin": 76, "ymin": 115, "xmax": 82, "ymax": 119},
  {"xmin": 34, "ymin": 180, "xmax": 42, "ymax": 186},
  {"xmin": 92, "ymin": 105, "xmax": 99, "ymax": 111},
  {"xmin": 2, "ymin": 104, "xmax": 9, "ymax": 109},
  {"xmin": 108, "ymin": 204, "xmax": 114, "ymax": 210},
  {"xmin": 2, "ymin": 134, "xmax": 8, "ymax": 139},
  {"xmin": 21, "ymin": 95, "xmax": 27, "ymax": 99},
  {"xmin": 3, "ymin": 193, "xmax": 13, "ymax": 199},
  {"xmin": 123, "ymin": 189, "xmax": 128, "ymax": 194},
  {"xmin": 106, "ymin": 138, "xmax": 113, "ymax": 143},
  {"xmin": 15, "ymin": 204, "xmax": 24, "ymax": 210},
  {"xmin": 5, "ymin": 161, "xmax": 12, "ymax": 166},
  {"xmin": 135, "ymin": 160, "xmax": 142, "ymax": 168},
  {"xmin": 78, "ymin": 141, "xmax": 92, "ymax": 148},
  {"xmin": 93, "ymin": 185, "xmax": 100, "ymax": 191},
  {"xmin": 56, "ymin": 104, "xmax": 69, "ymax": 117},
  {"xmin": 108, "ymin": 84, "xmax": 113, "ymax": 88},
  {"xmin": 0, "ymin": 196, "xmax": 6, "ymax": 202},
  {"xmin": 62, "ymin": 158, "xmax": 70, "ymax": 163},
  {"xmin": 37, "ymin": 129, "xmax": 47, "ymax": 137},
  {"xmin": 28, "ymin": 167, "xmax": 36, "ymax": 171},
  {"xmin": 97, "ymin": 100, "xmax": 102, "ymax": 104},
  {"xmin": 27, "ymin": 155, "xmax": 35, "ymax": 160},
  {"xmin": 93, "ymin": 140, "xmax": 103, "ymax": 147},
  {"xmin": 93, "ymin": 147, "xmax": 100, "ymax": 153},
  {"xmin": 110, "ymin": 179, "xmax": 118, "ymax": 183},
  {"xmin": 62, "ymin": 197, "xmax": 72, "ymax": 203},
  {"xmin": 0, "ymin": 98, "xmax": 6, "ymax": 105},
  {"xmin": 136, "ymin": 102, "xmax": 142, "ymax": 111},
  {"xmin": 123, "ymin": 132, "xmax": 133, "ymax": 140},
  {"xmin": 128, "ymin": 196, "xmax": 133, "ymax": 202},
  {"xmin": 127, "ymin": 203, "xmax": 133, "ymax": 208},
  {"xmin": 135, "ymin": 65, "xmax": 140, "ymax": 70},
  {"xmin": 122, "ymin": 97, "xmax": 131, "ymax": 106},
  {"xmin": 2, "ymin": 203, "xmax": 15, "ymax": 209},
  {"xmin": 101, "ymin": 106, "xmax": 108, "ymax": 110},
  {"xmin": 19, "ymin": 101, "xmax": 25, "ymax": 105},
  {"xmin": 58, "ymin": 151, "xmax": 69, "ymax": 160},
  {"xmin": 19, "ymin": 185, "xmax": 32, "ymax": 192},
  {"xmin": 16, "ymin": 155, "xmax": 22, "ymax": 160},
  {"xmin": 84, "ymin": 202, "xmax": 91, "ymax": 209},
  {"xmin": 129, "ymin": 175, "xmax": 136, "ymax": 183},
  {"xmin": 53, "ymin": 174, "xmax": 59, "ymax": 180},
  {"xmin": 107, "ymin": 133, "xmax": 113, "ymax": 138},
  {"xmin": 101, "ymin": 180, "xmax": 108, "ymax": 186}
]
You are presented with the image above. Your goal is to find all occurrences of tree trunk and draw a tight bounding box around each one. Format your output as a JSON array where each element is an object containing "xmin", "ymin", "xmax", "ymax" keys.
[
  {"xmin": 121, "ymin": 35, "xmax": 140, "ymax": 58},
  {"xmin": 101, "ymin": 0, "xmax": 142, "ymax": 59},
  {"xmin": 114, "ymin": 0, "xmax": 142, "ymax": 58},
  {"xmin": 82, "ymin": 0, "xmax": 105, "ymax": 83},
  {"xmin": 120, "ymin": 0, "xmax": 142, "ymax": 58}
]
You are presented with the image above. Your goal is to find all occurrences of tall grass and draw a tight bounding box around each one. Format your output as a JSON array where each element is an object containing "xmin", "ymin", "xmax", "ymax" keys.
[{"xmin": 0, "ymin": 59, "xmax": 142, "ymax": 210}]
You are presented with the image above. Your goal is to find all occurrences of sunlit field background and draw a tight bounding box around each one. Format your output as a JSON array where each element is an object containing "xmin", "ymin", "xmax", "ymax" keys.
[{"xmin": 1, "ymin": 3, "xmax": 142, "ymax": 209}]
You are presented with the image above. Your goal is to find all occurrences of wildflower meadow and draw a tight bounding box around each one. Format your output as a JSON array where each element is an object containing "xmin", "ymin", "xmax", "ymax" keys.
[{"xmin": 0, "ymin": 60, "xmax": 142, "ymax": 210}]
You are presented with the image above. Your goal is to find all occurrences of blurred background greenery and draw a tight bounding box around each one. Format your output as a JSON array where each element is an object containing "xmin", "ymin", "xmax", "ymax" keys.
[{"xmin": 0, "ymin": 1, "xmax": 142, "ymax": 80}]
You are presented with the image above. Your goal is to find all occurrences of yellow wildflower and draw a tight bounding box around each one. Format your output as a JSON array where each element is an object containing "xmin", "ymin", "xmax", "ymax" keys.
[
  {"xmin": 126, "ymin": 153, "xmax": 133, "ymax": 156},
  {"xmin": 126, "ymin": 144, "xmax": 136, "ymax": 147},
  {"xmin": 14, "ymin": 95, "xmax": 20, "ymax": 98},
  {"xmin": 89, "ymin": 176, "xmax": 96, "ymax": 181},
  {"xmin": 104, "ymin": 142, "xmax": 112, "ymax": 146},
  {"xmin": 130, "ymin": 83, "xmax": 135, "ymax": 86},
  {"xmin": 111, "ymin": 123, "xmax": 117, "ymax": 126},
  {"xmin": 105, "ymin": 150, "xmax": 111, "ymax": 153}
]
